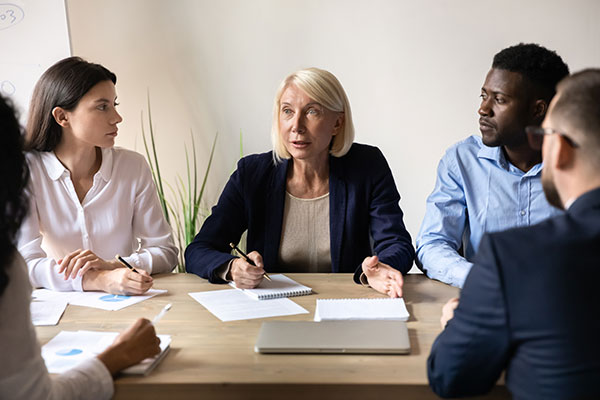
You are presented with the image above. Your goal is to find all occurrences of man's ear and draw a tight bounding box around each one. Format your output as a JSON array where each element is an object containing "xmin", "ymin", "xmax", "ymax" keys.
[
  {"xmin": 532, "ymin": 100, "xmax": 548, "ymax": 123},
  {"xmin": 51, "ymin": 107, "xmax": 69, "ymax": 128},
  {"xmin": 555, "ymin": 134, "xmax": 576, "ymax": 170}
]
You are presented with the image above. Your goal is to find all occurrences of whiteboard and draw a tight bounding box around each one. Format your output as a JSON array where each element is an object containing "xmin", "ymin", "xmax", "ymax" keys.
[{"xmin": 0, "ymin": 0, "xmax": 71, "ymax": 120}]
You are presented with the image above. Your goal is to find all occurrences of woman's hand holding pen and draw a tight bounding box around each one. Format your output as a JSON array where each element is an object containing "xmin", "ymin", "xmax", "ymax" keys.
[
  {"xmin": 82, "ymin": 268, "xmax": 153, "ymax": 295},
  {"xmin": 362, "ymin": 255, "xmax": 404, "ymax": 298},
  {"xmin": 57, "ymin": 249, "xmax": 120, "ymax": 280},
  {"xmin": 228, "ymin": 251, "xmax": 265, "ymax": 289}
]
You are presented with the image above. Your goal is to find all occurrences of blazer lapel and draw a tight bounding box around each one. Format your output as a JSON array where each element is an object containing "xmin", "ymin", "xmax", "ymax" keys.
[
  {"xmin": 329, "ymin": 155, "xmax": 347, "ymax": 273},
  {"xmin": 264, "ymin": 158, "xmax": 289, "ymax": 271}
]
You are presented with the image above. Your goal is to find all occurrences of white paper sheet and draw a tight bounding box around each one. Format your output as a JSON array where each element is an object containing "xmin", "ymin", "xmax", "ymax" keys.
[
  {"xmin": 30, "ymin": 300, "xmax": 68, "ymax": 326},
  {"xmin": 188, "ymin": 289, "xmax": 308, "ymax": 322},
  {"xmin": 41, "ymin": 330, "xmax": 171, "ymax": 374},
  {"xmin": 314, "ymin": 298, "xmax": 410, "ymax": 321},
  {"xmin": 32, "ymin": 289, "xmax": 167, "ymax": 311}
]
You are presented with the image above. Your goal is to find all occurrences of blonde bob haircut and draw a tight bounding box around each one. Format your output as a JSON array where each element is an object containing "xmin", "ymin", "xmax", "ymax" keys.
[{"xmin": 271, "ymin": 67, "xmax": 355, "ymax": 163}]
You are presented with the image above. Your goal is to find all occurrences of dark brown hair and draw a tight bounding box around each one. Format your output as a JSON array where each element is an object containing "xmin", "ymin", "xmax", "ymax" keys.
[{"xmin": 25, "ymin": 56, "xmax": 116, "ymax": 151}]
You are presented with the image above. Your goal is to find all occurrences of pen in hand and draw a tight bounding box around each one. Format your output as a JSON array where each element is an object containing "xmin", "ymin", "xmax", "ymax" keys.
[
  {"xmin": 116, "ymin": 254, "xmax": 139, "ymax": 274},
  {"xmin": 152, "ymin": 303, "xmax": 172, "ymax": 324},
  {"xmin": 229, "ymin": 243, "xmax": 272, "ymax": 281}
]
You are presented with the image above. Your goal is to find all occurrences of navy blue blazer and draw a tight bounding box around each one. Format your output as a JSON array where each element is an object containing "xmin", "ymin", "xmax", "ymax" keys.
[
  {"xmin": 185, "ymin": 143, "xmax": 414, "ymax": 283},
  {"xmin": 427, "ymin": 188, "xmax": 600, "ymax": 399}
]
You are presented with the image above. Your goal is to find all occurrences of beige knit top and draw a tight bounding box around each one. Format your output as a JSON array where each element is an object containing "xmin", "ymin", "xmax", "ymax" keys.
[{"xmin": 277, "ymin": 191, "xmax": 332, "ymax": 273}]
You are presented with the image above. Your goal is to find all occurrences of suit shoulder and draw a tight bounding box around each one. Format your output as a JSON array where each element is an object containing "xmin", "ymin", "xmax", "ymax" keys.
[
  {"xmin": 485, "ymin": 214, "xmax": 569, "ymax": 258},
  {"xmin": 342, "ymin": 142, "xmax": 386, "ymax": 162},
  {"xmin": 235, "ymin": 150, "xmax": 278, "ymax": 178}
]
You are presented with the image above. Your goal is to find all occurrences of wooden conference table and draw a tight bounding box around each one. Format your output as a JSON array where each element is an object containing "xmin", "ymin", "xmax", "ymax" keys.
[{"xmin": 36, "ymin": 273, "xmax": 509, "ymax": 399}]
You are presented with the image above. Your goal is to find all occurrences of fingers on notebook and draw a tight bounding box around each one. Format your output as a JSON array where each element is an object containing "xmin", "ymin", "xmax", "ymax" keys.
[
  {"xmin": 231, "ymin": 255, "xmax": 265, "ymax": 288},
  {"xmin": 100, "ymin": 318, "xmax": 160, "ymax": 374}
]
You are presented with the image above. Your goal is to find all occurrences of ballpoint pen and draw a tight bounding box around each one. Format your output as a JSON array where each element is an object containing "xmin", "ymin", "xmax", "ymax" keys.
[
  {"xmin": 229, "ymin": 243, "xmax": 272, "ymax": 281},
  {"xmin": 116, "ymin": 254, "xmax": 139, "ymax": 274}
]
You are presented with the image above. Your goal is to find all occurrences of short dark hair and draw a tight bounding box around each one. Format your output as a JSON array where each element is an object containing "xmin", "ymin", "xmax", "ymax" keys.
[
  {"xmin": 0, "ymin": 95, "xmax": 29, "ymax": 297},
  {"xmin": 25, "ymin": 56, "xmax": 116, "ymax": 152},
  {"xmin": 552, "ymin": 69, "xmax": 600, "ymax": 153},
  {"xmin": 492, "ymin": 43, "xmax": 569, "ymax": 103}
]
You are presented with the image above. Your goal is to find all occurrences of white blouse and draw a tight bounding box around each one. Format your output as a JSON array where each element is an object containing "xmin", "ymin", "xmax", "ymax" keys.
[
  {"xmin": 17, "ymin": 147, "xmax": 178, "ymax": 291},
  {"xmin": 0, "ymin": 252, "xmax": 113, "ymax": 399}
]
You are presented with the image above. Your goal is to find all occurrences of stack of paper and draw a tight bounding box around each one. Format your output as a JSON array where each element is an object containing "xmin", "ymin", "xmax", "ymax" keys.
[
  {"xmin": 314, "ymin": 298, "xmax": 409, "ymax": 321},
  {"xmin": 41, "ymin": 330, "xmax": 171, "ymax": 375}
]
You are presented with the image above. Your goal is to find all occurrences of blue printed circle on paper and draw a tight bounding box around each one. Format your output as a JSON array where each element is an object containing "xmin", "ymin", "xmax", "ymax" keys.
[
  {"xmin": 56, "ymin": 348, "xmax": 83, "ymax": 356},
  {"xmin": 99, "ymin": 294, "xmax": 130, "ymax": 302}
]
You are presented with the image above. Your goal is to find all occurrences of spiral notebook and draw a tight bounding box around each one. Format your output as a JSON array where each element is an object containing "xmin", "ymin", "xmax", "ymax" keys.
[
  {"xmin": 314, "ymin": 298, "xmax": 409, "ymax": 321},
  {"xmin": 229, "ymin": 274, "xmax": 312, "ymax": 300}
]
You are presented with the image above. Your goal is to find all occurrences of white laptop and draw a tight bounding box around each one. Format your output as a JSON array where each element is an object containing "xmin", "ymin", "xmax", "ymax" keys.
[{"xmin": 254, "ymin": 320, "xmax": 410, "ymax": 354}]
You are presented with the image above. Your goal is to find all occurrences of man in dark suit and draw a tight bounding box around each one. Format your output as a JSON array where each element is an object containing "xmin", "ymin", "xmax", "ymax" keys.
[{"xmin": 427, "ymin": 69, "xmax": 600, "ymax": 399}]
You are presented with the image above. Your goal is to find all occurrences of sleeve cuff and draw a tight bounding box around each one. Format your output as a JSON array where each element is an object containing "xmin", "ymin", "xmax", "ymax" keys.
[
  {"xmin": 359, "ymin": 272, "xmax": 370, "ymax": 287},
  {"xmin": 215, "ymin": 259, "xmax": 235, "ymax": 282},
  {"xmin": 72, "ymin": 274, "xmax": 84, "ymax": 291}
]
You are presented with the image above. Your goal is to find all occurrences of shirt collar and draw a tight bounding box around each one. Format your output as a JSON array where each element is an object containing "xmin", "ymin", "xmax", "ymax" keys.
[
  {"xmin": 40, "ymin": 148, "xmax": 113, "ymax": 182},
  {"xmin": 98, "ymin": 147, "xmax": 113, "ymax": 182},
  {"xmin": 40, "ymin": 151, "xmax": 68, "ymax": 181},
  {"xmin": 477, "ymin": 143, "xmax": 543, "ymax": 176}
]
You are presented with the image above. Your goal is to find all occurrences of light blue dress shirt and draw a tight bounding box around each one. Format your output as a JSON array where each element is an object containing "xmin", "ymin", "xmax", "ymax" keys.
[{"xmin": 416, "ymin": 135, "xmax": 562, "ymax": 288}]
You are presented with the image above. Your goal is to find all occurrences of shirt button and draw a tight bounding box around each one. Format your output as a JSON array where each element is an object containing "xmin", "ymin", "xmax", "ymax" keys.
[{"xmin": 520, "ymin": 210, "xmax": 526, "ymax": 216}]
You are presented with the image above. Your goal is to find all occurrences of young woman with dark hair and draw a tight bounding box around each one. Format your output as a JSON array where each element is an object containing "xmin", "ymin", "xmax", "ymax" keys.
[{"xmin": 18, "ymin": 57, "xmax": 177, "ymax": 294}]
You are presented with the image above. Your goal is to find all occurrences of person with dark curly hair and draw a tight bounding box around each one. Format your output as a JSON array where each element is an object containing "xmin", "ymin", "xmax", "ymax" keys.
[
  {"xmin": 17, "ymin": 57, "xmax": 178, "ymax": 294},
  {"xmin": 0, "ymin": 95, "xmax": 161, "ymax": 399},
  {"xmin": 416, "ymin": 43, "xmax": 569, "ymax": 288}
]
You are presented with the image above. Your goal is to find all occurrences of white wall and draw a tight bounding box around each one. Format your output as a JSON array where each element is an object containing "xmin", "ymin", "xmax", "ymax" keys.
[{"xmin": 65, "ymin": 0, "xmax": 600, "ymax": 253}]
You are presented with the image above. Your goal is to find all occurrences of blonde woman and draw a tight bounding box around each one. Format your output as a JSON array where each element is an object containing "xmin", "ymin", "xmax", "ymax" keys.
[{"xmin": 185, "ymin": 68, "xmax": 414, "ymax": 297}]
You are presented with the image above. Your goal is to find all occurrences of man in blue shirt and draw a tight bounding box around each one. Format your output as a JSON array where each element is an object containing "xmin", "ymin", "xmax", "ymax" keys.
[
  {"xmin": 416, "ymin": 43, "xmax": 569, "ymax": 287},
  {"xmin": 427, "ymin": 68, "xmax": 600, "ymax": 400}
]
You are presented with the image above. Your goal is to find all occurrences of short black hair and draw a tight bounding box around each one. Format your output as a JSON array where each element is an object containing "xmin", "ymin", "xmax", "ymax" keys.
[
  {"xmin": 492, "ymin": 43, "xmax": 569, "ymax": 102},
  {"xmin": 0, "ymin": 95, "xmax": 29, "ymax": 297}
]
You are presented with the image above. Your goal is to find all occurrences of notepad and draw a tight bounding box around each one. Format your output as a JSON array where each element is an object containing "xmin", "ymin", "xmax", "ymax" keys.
[
  {"xmin": 41, "ymin": 330, "xmax": 171, "ymax": 375},
  {"xmin": 314, "ymin": 298, "xmax": 409, "ymax": 321},
  {"xmin": 229, "ymin": 274, "xmax": 312, "ymax": 300}
]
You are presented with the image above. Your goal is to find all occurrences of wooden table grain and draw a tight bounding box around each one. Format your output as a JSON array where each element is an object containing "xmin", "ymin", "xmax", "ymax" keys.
[{"xmin": 36, "ymin": 273, "xmax": 509, "ymax": 399}]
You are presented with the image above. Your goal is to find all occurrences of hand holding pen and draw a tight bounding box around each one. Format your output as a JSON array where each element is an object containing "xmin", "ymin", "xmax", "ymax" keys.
[{"xmin": 229, "ymin": 243, "xmax": 271, "ymax": 288}]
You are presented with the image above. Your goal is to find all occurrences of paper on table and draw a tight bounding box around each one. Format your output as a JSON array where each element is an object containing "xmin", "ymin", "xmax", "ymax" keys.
[
  {"xmin": 314, "ymin": 298, "xmax": 410, "ymax": 321},
  {"xmin": 41, "ymin": 330, "xmax": 171, "ymax": 375},
  {"xmin": 31, "ymin": 299, "xmax": 68, "ymax": 326},
  {"xmin": 189, "ymin": 289, "xmax": 308, "ymax": 322},
  {"xmin": 32, "ymin": 288, "xmax": 167, "ymax": 311}
]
